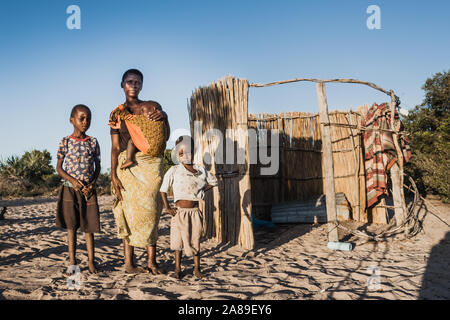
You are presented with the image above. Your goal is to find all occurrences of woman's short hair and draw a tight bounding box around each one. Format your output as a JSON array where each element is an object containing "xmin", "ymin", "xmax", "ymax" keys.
[{"xmin": 121, "ymin": 69, "xmax": 144, "ymax": 84}]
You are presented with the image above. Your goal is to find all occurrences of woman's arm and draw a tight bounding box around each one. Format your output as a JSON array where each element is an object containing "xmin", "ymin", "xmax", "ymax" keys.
[
  {"xmin": 146, "ymin": 102, "xmax": 171, "ymax": 141},
  {"xmin": 163, "ymin": 114, "xmax": 171, "ymax": 142},
  {"xmin": 147, "ymin": 102, "xmax": 164, "ymax": 121},
  {"xmin": 111, "ymin": 134, "xmax": 125, "ymax": 201}
]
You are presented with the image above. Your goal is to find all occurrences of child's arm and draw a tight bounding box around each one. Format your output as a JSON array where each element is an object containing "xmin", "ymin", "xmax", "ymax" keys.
[
  {"xmin": 56, "ymin": 158, "xmax": 84, "ymax": 191},
  {"xmin": 83, "ymin": 157, "xmax": 101, "ymax": 196},
  {"xmin": 152, "ymin": 103, "xmax": 170, "ymax": 141},
  {"xmin": 83, "ymin": 140, "xmax": 101, "ymax": 195},
  {"xmin": 203, "ymin": 184, "xmax": 215, "ymax": 192},
  {"xmin": 90, "ymin": 157, "xmax": 101, "ymax": 186},
  {"xmin": 159, "ymin": 166, "xmax": 176, "ymax": 215},
  {"xmin": 160, "ymin": 192, "xmax": 177, "ymax": 216},
  {"xmin": 203, "ymin": 168, "xmax": 219, "ymax": 193},
  {"xmin": 93, "ymin": 157, "xmax": 101, "ymax": 183},
  {"xmin": 194, "ymin": 168, "xmax": 218, "ymax": 200}
]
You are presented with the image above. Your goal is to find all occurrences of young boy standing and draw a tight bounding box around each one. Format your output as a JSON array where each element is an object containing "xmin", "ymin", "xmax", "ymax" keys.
[
  {"xmin": 160, "ymin": 135, "xmax": 218, "ymax": 279},
  {"xmin": 56, "ymin": 104, "xmax": 101, "ymax": 274}
]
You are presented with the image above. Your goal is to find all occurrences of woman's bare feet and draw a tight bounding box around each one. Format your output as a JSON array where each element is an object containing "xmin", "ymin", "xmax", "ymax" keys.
[
  {"xmin": 171, "ymin": 268, "xmax": 182, "ymax": 280},
  {"xmin": 194, "ymin": 269, "xmax": 204, "ymax": 279},
  {"xmin": 147, "ymin": 264, "xmax": 165, "ymax": 275},
  {"xmin": 120, "ymin": 160, "xmax": 135, "ymax": 169},
  {"xmin": 125, "ymin": 264, "xmax": 145, "ymax": 274}
]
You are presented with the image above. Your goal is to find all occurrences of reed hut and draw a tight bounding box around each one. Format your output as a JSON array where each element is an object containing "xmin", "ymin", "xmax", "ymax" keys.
[{"xmin": 188, "ymin": 76, "xmax": 408, "ymax": 250}]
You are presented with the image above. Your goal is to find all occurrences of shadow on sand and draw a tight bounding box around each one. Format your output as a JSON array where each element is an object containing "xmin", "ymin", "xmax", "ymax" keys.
[{"xmin": 419, "ymin": 231, "xmax": 450, "ymax": 299}]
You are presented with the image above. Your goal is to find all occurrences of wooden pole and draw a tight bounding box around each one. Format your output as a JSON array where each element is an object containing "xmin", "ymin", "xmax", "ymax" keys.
[
  {"xmin": 237, "ymin": 79, "xmax": 254, "ymax": 250},
  {"xmin": 391, "ymin": 163, "xmax": 405, "ymax": 225},
  {"xmin": 345, "ymin": 111, "xmax": 362, "ymax": 221},
  {"xmin": 316, "ymin": 82, "xmax": 339, "ymax": 242},
  {"xmin": 280, "ymin": 114, "xmax": 286, "ymax": 202},
  {"xmin": 389, "ymin": 93, "xmax": 408, "ymax": 230}
]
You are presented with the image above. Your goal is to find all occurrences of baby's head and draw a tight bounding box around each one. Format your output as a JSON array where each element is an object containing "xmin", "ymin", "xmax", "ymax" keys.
[
  {"xmin": 139, "ymin": 101, "xmax": 157, "ymax": 114},
  {"xmin": 175, "ymin": 135, "xmax": 194, "ymax": 164},
  {"xmin": 70, "ymin": 104, "xmax": 91, "ymax": 133}
]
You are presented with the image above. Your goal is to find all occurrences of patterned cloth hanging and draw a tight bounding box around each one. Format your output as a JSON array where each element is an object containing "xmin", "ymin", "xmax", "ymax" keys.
[{"xmin": 361, "ymin": 102, "xmax": 412, "ymax": 208}]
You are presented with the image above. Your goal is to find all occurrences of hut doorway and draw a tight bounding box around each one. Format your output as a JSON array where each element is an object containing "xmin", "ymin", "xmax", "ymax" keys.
[{"xmin": 188, "ymin": 76, "xmax": 408, "ymax": 250}]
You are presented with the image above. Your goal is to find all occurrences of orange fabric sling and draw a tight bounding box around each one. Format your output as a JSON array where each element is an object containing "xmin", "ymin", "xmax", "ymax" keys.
[{"xmin": 108, "ymin": 104, "xmax": 165, "ymax": 157}]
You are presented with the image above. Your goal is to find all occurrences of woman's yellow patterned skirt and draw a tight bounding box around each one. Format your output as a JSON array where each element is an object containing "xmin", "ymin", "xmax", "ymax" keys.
[{"xmin": 112, "ymin": 151, "xmax": 163, "ymax": 248}]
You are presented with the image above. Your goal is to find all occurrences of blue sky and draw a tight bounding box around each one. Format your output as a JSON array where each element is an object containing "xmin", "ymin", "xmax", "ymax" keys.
[{"xmin": 0, "ymin": 0, "xmax": 449, "ymax": 170}]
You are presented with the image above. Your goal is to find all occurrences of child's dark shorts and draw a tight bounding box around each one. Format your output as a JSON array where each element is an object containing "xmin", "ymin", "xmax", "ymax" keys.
[{"xmin": 56, "ymin": 185, "xmax": 100, "ymax": 233}]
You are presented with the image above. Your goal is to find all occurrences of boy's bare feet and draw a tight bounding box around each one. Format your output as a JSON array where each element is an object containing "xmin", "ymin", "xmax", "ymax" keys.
[
  {"xmin": 194, "ymin": 269, "xmax": 204, "ymax": 279},
  {"xmin": 65, "ymin": 270, "xmax": 74, "ymax": 276},
  {"xmin": 64, "ymin": 264, "xmax": 79, "ymax": 276},
  {"xmin": 120, "ymin": 160, "xmax": 135, "ymax": 169},
  {"xmin": 88, "ymin": 262, "xmax": 99, "ymax": 274}
]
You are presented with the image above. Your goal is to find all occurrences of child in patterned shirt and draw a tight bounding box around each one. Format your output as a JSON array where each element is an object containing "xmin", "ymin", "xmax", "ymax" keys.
[{"xmin": 56, "ymin": 104, "xmax": 101, "ymax": 274}]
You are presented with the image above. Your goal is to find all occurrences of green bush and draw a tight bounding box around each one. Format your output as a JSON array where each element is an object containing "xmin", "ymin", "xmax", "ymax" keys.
[
  {"xmin": 43, "ymin": 173, "xmax": 62, "ymax": 189},
  {"xmin": 403, "ymin": 70, "xmax": 450, "ymax": 202},
  {"xmin": 0, "ymin": 149, "xmax": 58, "ymax": 197},
  {"xmin": 96, "ymin": 170, "xmax": 111, "ymax": 196},
  {"xmin": 164, "ymin": 149, "xmax": 175, "ymax": 174},
  {"xmin": 20, "ymin": 150, "xmax": 54, "ymax": 184}
]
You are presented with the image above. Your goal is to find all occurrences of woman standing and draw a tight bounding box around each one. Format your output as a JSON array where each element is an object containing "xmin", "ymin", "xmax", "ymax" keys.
[{"xmin": 109, "ymin": 69, "xmax": 170, "ymax": 274}]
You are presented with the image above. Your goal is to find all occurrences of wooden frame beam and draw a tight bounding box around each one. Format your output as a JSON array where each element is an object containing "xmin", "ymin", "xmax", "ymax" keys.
[
  {"xmin": 316, "ymin": 82, "xmax": 339, "ymax": 242},
  {"xmin": 249, "ymin": 78, "xmax": 393, "ymax": 97}
]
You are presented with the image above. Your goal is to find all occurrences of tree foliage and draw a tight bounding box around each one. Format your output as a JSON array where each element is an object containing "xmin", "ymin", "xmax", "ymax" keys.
[
  {"xmin": 0, "ymin": 149, "xmax": 59, "ymax": 196},
  {"xmin": 96, "ymin": 169, "xmax": 111, "ymax": 196},
  {"xmin": 403, "ymin": 70, "xmax": 450, "ymax": 201},
  {"xmin": 164, "ymin": 149, "xmax": 175, "ymax": 174}
]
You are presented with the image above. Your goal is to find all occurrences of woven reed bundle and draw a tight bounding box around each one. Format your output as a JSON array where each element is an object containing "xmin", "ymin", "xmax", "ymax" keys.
[{"xmin": 126, "ymin": 115, "xmax": 166, "ymax": 157}]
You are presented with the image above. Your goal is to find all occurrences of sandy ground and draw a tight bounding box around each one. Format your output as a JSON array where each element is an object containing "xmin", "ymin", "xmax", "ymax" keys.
[{"xmin": 0, "ymin": 195, "xmax": 449, "ymax": 300}]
